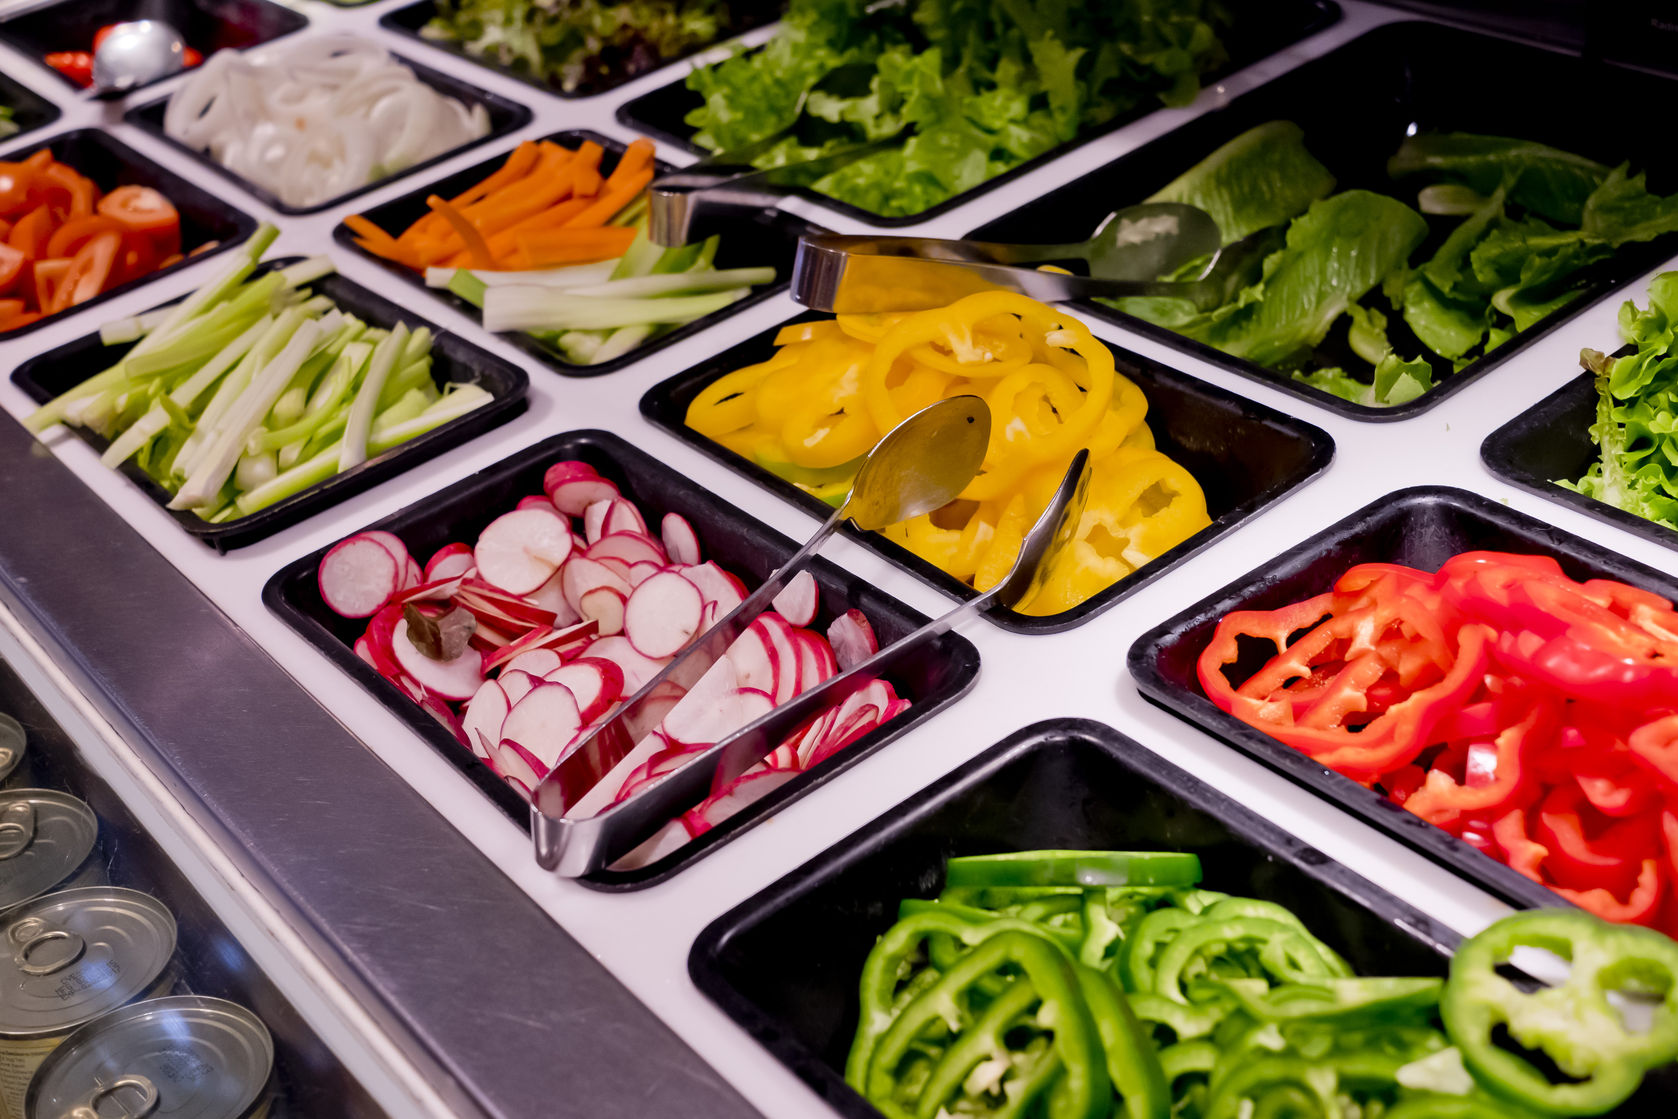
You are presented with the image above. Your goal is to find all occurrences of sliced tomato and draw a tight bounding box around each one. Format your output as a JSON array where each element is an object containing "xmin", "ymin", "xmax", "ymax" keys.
[
  {"xmin": 31, "ymin": 257, "xmax": 70, "ymax": 311},
  {"xmin": 111, "ymin": 233, "xmax": 160, "ymax": 288},
  {"xmin": 41, "ymin": 163, "xmax": 97, "ymax": 220},
  {"xmin": 0, "ymin": 245, "xmax": 23, "ymax": 296},
  {"xmin": 46, "ymin": 215, "xmax": 121, "ymax": 260},
  {"xmin": 6, "ymin": 206, "xmax": 53, "ymax": 261},
  {"xmin": 183, "ymin": 46, "xmax": 204, "ymax": 68},
  {"xmin": 0, "ymin": 164, "xmax": 32, "ymax": 216},
  {"xmin": 43, "ymin": 51, "xmax": 93, "ymax": 89},
  {"xmin": 98, "ymin": 186, "xmax": 179, "ymax": 238},
  {"xmin": 51, "ymin": 230, "xmax": 121, "ymax": 314}
]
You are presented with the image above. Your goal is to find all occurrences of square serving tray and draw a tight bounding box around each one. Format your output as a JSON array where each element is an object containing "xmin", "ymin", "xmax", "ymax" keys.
[
  {"xmin": 641, "ymin": 312, "xmax": 1334, "ymax": 634},
  {"xmin": 12, "ymin": 257, "xmax": 529, "ymax": 551},
  {"xmin": 968, "ymin": 21, "xmax": 1678, "ymax": 422},
  {"xmin": 263, "ymin": 429, "xmax": 981, "ymax": 890}
]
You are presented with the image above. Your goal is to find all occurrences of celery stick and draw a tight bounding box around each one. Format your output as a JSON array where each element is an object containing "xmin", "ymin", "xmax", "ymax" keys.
[
  {"xmin": 560, "ymin": 268, "xmax": 776, "ymax": 299},
  {"xmin": 426, "ymin": 262, "xmax": 617, "ymax": 290},
  {"xmin": 375, "ymin": 387, "xmax": 431, "ymax": 429},
  {"xmin": 401, "ymin": 326, "xmax": 432, "ymax": 366},
  {"xmin": 554, "ymin": 332, "xmax": 603, "ymax": 364},
  {"xmin": 171, "ymin": 316, "xmax": 272, "ymax": 413},
  {"xmin": 376, "ymin": 358, "xmax": 433, "ymax": 412},
  {"xmin": 254, "ymin": 343, "xmax": 371, "ymax": 457},
  {"xmin": 136, "ymin": 225, "xmax": 280, "ymax": 356},
  {"xmin": 589, "ymin": 326, "xmax": 658, "ymax": 365},
  {"xmin": 235, "ymin": 451, "xmax": 277, "ymax": 491},
  {"xmin": 338, "ymin": 324, "xmax": 406, "ymax": 473},
  {"xmin": 174, "ymin": 310, "xmax": 304, "ymax": 475},
  {"xmin": 610, "ymin": 194, "xmax": 648, "ymax": 229},
  {"xmin": 278, "ymin": 256, "xmax": 336, "ymax": 288},
  {"xmin": 171, "ymin": 318, "xmax": 324, "ymax": 509},
  {"xmin": 123, "ymin": 316, "xmax": 258, "ymax": 378},
  {"xmin": 446, "ymin": 270, "xmax": 488, "ymax": 309},
  {"xmin": 483, "ymin": 287, "xmax": 750, "ymax": 333},
  {"xmin": 610, "ymin": 230, "xmax": 664, "ymax": 281}
]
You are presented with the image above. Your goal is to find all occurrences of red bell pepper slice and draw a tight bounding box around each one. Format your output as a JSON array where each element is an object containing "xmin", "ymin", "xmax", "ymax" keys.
[
  {"xmin": 1404, "ymin": 696, "xmax": 1551, "ymax": 832},
  {"xmin": 1552, "ymin": 858, "xmax": 1664, "ymax": 925},
  {"xmin": 1534, "ymin": 783, "xmax": 1656, "ymax": 897},
  {"xmin": 1493, "ymin": 808, "xmax": 1549, "ymax": 884}
]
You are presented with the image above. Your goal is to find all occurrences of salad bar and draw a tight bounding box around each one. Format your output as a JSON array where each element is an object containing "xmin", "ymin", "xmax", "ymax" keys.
[{"xmin": 4, "ymin": 0, "xmax": 1678, "ymax": 1117}]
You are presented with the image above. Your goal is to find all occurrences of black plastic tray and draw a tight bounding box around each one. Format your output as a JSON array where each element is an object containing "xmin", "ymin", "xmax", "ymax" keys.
[
  {"xmin": 614, "ymin": 1, "xmax": 1340, "ymax": 228},
  {"xmin": 968, "ymin": 21, "xmax": 1678, "ymax": 422},
  {"xmin": 1481, "ymin": 360, "xmax": 1678, "ymax": 555},
  {"xmin": 0, "ymin": 69, "xmax": 59, "ymax": 147},
  {"xmin": 641, "ymin": 311, "xmax": 1335, "ymax": 634},
  {"xmin": 262, "ymin": 429, "xmax": 982, "ymax": 890},
  {"xmin": 124, "ymin": 49, "xmax": 533, "ymax": 217},
  {"xmin": 333, "ymin": 128, "xmax": 813, "ymax": 378},
  {"xmin": 12, "ymin": 257, "xmax": 529, "ymax": 552},
  {"xmin": 0, "ymin": 0, "xmax": 306, "ymax": 98},
  {"xmin": 379, "ymin": 0, "xmax": 785, "ymax": 101},
  {"xmin": 1127, "ymin": 484, "xmax": 1678, "ymax": 915},
  {"xmin": 691, "ymin": 718, "xmax": 1471, "ymax": 1119},
  {"xmin": 0, "ymin": 128, "xmax": 257, "ymax": 340}
]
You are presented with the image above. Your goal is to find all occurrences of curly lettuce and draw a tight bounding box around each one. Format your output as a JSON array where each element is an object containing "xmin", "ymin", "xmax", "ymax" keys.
[{"xmin": 684, "ymin": 0, "xmax": 1231, "ymax": 218}]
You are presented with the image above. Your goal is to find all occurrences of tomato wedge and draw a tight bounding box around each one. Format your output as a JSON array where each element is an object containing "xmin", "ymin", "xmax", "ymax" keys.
[
  {"xmin": 0, "ymin": 243, "xmax": 23, "ymax": 296},
  {"xmin": 31, "ymin": 258, "xmax": 69, "ymax": 310},
  {"xmin": 6, "ymin": 206, "xmax": 53, "ymax": 260},
  {"xmin": 51, "ymin": 230, "xmax": 121, "ymax": 314},
  {"xmin": 98, "ymin": 186, "xmax": 180, "ymax": 237},
  {"xmin": 46, "ymin": 215, "xmax": 121, "ymax": 260}
]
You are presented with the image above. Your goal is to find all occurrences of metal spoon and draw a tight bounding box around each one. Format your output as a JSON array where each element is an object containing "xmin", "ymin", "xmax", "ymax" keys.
[
  {"xmin": 529, "ymin": 395, "xmax": 992, "ymax": 828},
  {"xmin": 90, "ymin": 20, "xmax": 189, "ymax": 97},
  {"xmin": 532, "ymin": 447, "xmax": 1091, "ymax": 877},
  {"xmin": 793, "ymin": 223, "xmax": 1284, "ymax": 314}
]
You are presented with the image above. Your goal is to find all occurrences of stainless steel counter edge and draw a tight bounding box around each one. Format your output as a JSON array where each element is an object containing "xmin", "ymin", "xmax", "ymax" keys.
[{"xmin": 0, "ymin": 416, "xmax": 759, "ymax": 1119}]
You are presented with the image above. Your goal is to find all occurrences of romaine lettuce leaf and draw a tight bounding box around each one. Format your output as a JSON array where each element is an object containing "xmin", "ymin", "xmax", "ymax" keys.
[
  {"xmin": 1581, "ymin": 166, "xmax": 1678, "ymax": 245},
  {"xmin": 1387, "ymin": 132, "xmax": 1609, "ymax": 226},
  {"xmin": 1292, "ymin": 354, "xmax": 1433, "ymax": 408},
  {"xmin": 1145, "ymin": 120, "xmax": 1335, "ymax": 243}
]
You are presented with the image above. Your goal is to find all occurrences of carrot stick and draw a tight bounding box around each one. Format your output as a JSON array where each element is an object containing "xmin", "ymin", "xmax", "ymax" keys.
[
  {"xmin": 426, "ymin": 195, "xmax": 498, "ymax": 270},
  {"xmin": 397, "ymin": 141, "xmax": 546, "ymax": 246},
  {"xmin": 482, "ymin": 197, "xmax": 595, "ymax": 260},
  {"xmin": 569, "ymin": 143, "xmax": 605, "ymax": 197},
  {"xmin": 343, "ymin": 215, "xmax": 419, "ymax": 268},
  {"xmin": 563, "ymin": 170, "xmax": 653, "ymax": 229},
  {"xmin": 515, "ymin": 226, "xmax": 637, "ymax": 269},
  {"xmin": 604, "ymin": 139, "xmax": 655, "ymax": 190}
]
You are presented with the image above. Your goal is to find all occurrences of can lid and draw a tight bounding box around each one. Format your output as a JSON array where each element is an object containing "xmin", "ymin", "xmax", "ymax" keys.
[
  {"xmin": 0, "ymin": 887, "xmax": 176, "ymax": 1038},
  {"xmin": 0, "ymin": 790, "xmax": 97, "ymax": 910},
  {"xmin": 25, "ymin": 995, "xmax": 272, "ymax": 1119},
  {"xmin": 0, "ymin": 715, "xmax": 24, "ymax": 783}
]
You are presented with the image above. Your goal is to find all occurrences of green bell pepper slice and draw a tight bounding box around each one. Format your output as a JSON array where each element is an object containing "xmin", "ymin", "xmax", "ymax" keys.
[
  {"xmin": 944, "ymin": 851, "xmax": 1202, "ymax": 891},
  {"xmin": 1441, "ymin": 909, "xmax": 1678, "ymax": 1116},
  {"xmin": 1076, "ymin": 963, "xmax": 1171, "ymax": 1119},
  {"xmin": 1221, "ymin": 976, "xmax": 1443, "ymax": 1023},
  {"xmin": 1153, "ymin": 917, "xmax": 1346, "ymax": 1004}
]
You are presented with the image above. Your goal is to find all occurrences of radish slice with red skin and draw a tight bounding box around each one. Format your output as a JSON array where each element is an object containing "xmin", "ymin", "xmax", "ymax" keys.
[
  {"xmin": 392, "ymin": 575, "xmax": 465, "ymax": 605},
  {"xmin": 359, "ymin": 530, "xmax": 412, "ymax": 569},
  {"xmin": 495, "ymin": 738, "xmax": 546, "ymax": 786},
  {"xmin": 501, "ymin": 682, "xmax": 583, "ymax": 768},
  {"xmin": 544, "ymin": 464, "xmax": 619, "ymax": 516},
  {"xmin": 771, "ymin": 570, "xmax": 818, "ymax": 627},
  {"xmin": 461, "ymin": 679, "xmax": 510, "ymax": 757},
  {"xmin": 392, "ymin": 620, "xmax": 484, "ymax": 701},
  {"xmin": 560, "ymin": 556, "xmax": 633, "ymax": 613},
  {"xmin": 353, "ymin": 636, "xmax": 375, "ymax": 668},
  {"xmin": 625, "ymin": 561, "xmax": 662, "ymax": 587},
  {"xmin": 724, "ymin": 621, "xmax": 775, "ymax": 694},
  {"xmin": 542, "ymin": 658, "xmax": 623, "ymax": 722},
  {"xmin": 754, "ymin": 612, "xmax": 803, "ymax": 702},
  {"xmin": 594, "ymin": 556, "xmax": 635, "ymax": 584},
  {"xmin": 402, "ymin": 557, "xmax": 423, "ymax": 591},
  {"xmin": 424, "ymin": 542, "xmax": 475, "ymax": 582},
  {"xmin": 579, "ymin": 586, "xmax": 627, "ymax": 636},
  {"xmin": 827, "ymin": 609, "xmax": 878, "ymax": 670},
  {"xmin": 657, "ymin": 657, "xmax": 742, "ymax": 746},
  {"xmin": 793, "ymin": 708, "xmax": 841, "ymax": 768},
  {"xmin": 624, "ymin": 571, "xmax": 704, "ymax": 659},
  {"xmin": 582, "ymin": 499, "xmax": 612, "ymax": 544},
  {"xmin": 420, "ymin": 697, "xmax": 468, "ymax": 744},
  {"xmin": 601, "ymin": 498, "xmax": 647, "ymax": 537},
  {"xmin": 794, "ymin": 628, "xmax": 836, "ymax": 692},
  {"xmin": 516, "ymin": 495, "xmax": 558, "ymax": 513},
  {"xmin": 483, "ymin": 619, "xmax": 599, "ymax": 673},
  {"xmin": 689, "ymin": 770, "xmax": 798, "ymax": 833},
  {"xmin": 474, "ymin": 509, "xmax": 575, "ymax": 595},
  {"xmin": 582, "ymin": 636, "xmax": 668, "ymax": 692},
  {"xmin": 498, "ymin": 668, "xmax": 540, "ymax": 707},
  {"xmin": 526, "ymin": 569, "xmax": 580, "ymax": 625},
  {"xmin": 661, "ymin": 513, "xmax": 701, "ymax": 566},
  {"xmin": 364, "ymin": 604, "xmax": 407, "ymax": 680},
  {"xmin": 680, "ymin": 563, "xmax": 745, "ymax": 615},
  {"xmin": 319, "ymin": 535, "xmax": 403, "ymax": 618},
  {"xmin": 502, "ymin": 774, "xmax": 534, "ymax": 802},
  {"xmin": 587, "ymin": 532, "xmax": 666, "ymax": 568},
  {"xmin": 471, "ymin": 728, "xmax": 498, "ymax": 765},
  {"xmin": 459, "ymin": 583, "xmax": 558, "ymax": 627},
  {"xmin": 504, "ymin": 648, "xmax": 563, "ymax": 678},
  {"xmin": 468, "ymin": 621, "xmax": 513, "ymax": 652}
]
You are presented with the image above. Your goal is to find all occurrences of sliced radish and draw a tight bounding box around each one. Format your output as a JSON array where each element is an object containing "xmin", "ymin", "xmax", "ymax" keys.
[
  {"xmin": 544, "ymin": 463, "xmax": 619, "ymax": 516},
  {"xmin": 724, "ymin": 620, "xmax": 775, "ymax": 694},
  {"xmin": 690, "ymin": 770, "xmax": 798, "ymax": 833},
  {"xmin": 582, "ymin": 499, "xmax": 612, "ymax": 545},
  {"xmin": 594, "ymin": 556, "xmax": 635, "ymax": 584},
  {"xmin": 526, "ymin": 569, "xmax": 581, "ymax": 626},
  {"xmin": 543, "ymin": 658, "xmax": 624, "ymax": 722},
  {"xmin": 402, "ymin": 556, "xmax": 423, "ymax": 590},
  {"xmin": 626, "ymin": 561, "xmax": 662, "ymax": 587},
  {"xmin": 828, "ymin": 609, "xmax": 878, "ymax": 670},
  {"xmin": 393, "ymin": 575, "xmax": 465, "ymax": 605},
  {"xmin": 587, "ymin": 532, "xmax": 666, "ymax": 568},
  {"xmin": 612, "ymin": 819, "xmax": 695, "ymax": 870},
  {"xmin": 424, "ymin": 542, "xmax": 475, "ymax": 582},
  {"xmin": 474, "ymin": 508, "xmax": 575, "ymax": 595},
  {"xmin": 495, "ymin": 738, "xmax": 546, "ymax": 787},
  {"xmin": 365, "ymin": 604, "xmax": 407, "ymax": 680},
  {"xmin": 502, "ymin": 774, "xmax": 535, "ymax": 803},
  {"xmin": 504, "ymin": 648, "xmax": 563, "ymax": 677},
  {"xmin": 468, "ymin": 620, "xmax": 514, "ymax": 652},
  {"xmin": 579, "ymin": 586, "xmax": 627, "ymax": 636},
  {"xmin": 392, "ymin": 619, "xmax": 484, "ymax": 701},
  {"xmin": 319, "ymin": 534, "xmax": 403, "ymax": 618},
  {"xmin": 681, "ymin": 562, "xmax": 746, "ymax": 616},
  {"xmin": 461, "ymin": 680, "xmax": 511, "ymax": 759},
  {"xmin": 755, "ymin": 612, "xmax": 804, "ymax": 703},
  {"xmin": 661, "ymin": 513, "xmax": 701, "ymax": 566},
  {"xmin": 471, "ymin": 727, "xmax": 498, "ymax": 765},
  {"xmin": 353, "ymin": 636, "xmax": 375, "ymax": 668},
  {"xmin": 420, "ymin": 697, "xmax": 467, "ymax": 744},
  {"xmin": 485, "ymin": 619, "xmax": 600, "ymax": 672},
  {"xmin": 360, "ymin": 530, "xmax": 411, "ymax": 568},
  {"xmin": 601, "ymin": 498, "xmax": 647, "ymax": 538},
  {"xmin": 771, "ymin": 570, "xmax": 819, "ymax": 628},
  {"xmin": 624, "ymin": 571, "xmax": 705, "ymax": 659},
  {"xmin": 501, "ymin": 683, "xmax": 583, "ymax": 768},
  {"xmin": 498, "ymin": 668, "xmax": 540, "ymax": 707},
  {"xmin": 560, "ymin": 556, "xmax": 633, "ymax": 613}
]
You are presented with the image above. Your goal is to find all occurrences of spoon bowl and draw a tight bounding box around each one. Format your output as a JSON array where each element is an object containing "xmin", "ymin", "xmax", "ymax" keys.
[
  {"xmin": 845, "ymin": 394, "xmax": 990, "ymax": 530},
  {"xmin": 90, "ymin": 20, "xmax": 188, "ymax": 96}
]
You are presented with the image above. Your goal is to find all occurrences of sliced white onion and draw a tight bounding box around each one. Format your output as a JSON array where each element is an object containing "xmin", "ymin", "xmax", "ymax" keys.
[{"xmin": 163, "ymin": 35, "xmax": 491, "ymax": 208}]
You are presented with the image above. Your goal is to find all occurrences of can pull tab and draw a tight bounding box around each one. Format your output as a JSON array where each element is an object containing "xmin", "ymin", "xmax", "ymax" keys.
[
  {"xmin": 62, "ymin": 1075, "xmax": 159, "ymax": 1119},
  {"xmin": 16, "ymin": 926, "xmax": 85, "ymax": 975},
  {"xmin": 0, "ymin": 801, "xmax": 35, "ymax": 860}
]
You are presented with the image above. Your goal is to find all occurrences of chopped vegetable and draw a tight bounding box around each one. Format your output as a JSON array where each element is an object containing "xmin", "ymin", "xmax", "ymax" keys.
[
  {"xmin": 1105, "ymin": 122, "xmax": 1678, "ymax": 408},
  {"xmin": 685, "ymin": 293, "xmax": 1211, "ymax": 616},
  {"xmin": 685, "ymin": 0, "xmax": 1231, "ymax": 219},
  {"xmin": 1560, "ymin": 273, "xmax": 1678, "ymax": 529},
  {"xmin": 0, "ymin": 106, "xmax": 15, "ymax": 141},
  {"xmin": 162, "ymin": 36, "xmax": 491, "ymax": 209},
  {"xmin": 347, "ymin": 139, "xmax": 774, "ymax": 364},
  {"xmin": 23, "ymin": 226, "xmax": 494, "ymax": 523},
  {"xmin": 1197, "ymin": 551, "xmax": 1678, "ymax": 936},
  {"xmin": 849, "ymin": 855, "xmax": 1678, "ymax": 1119},
  {"xmin": 0, "ymin": 149, "xmax": 189, "ymax": 332},
  {"xmin": 419, "ymin": 0, "xmax": 766, "ymax": 96},
  {"xmin": 314, "ymin": 461, "xmax": 910, "ymax": 867}
]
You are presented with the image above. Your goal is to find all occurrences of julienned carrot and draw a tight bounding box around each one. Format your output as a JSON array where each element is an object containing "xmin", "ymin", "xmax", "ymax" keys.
[
  {"xmin": 515, "ymin": 226, "xmax": 638, "ymax": 269},
  {"xmin": 426, "ymin": 195, "xmax": 497, "ymax": 271},
  {"xmin": 604, "ymin": 139, "xmax": 655, "ymax": 190},
  {"xmin": 565, "ymin": 170, "xmax": 654, "ymax": 231},
  {"xmin": 343, "ymin": 215, "xmax": 419, "ymax": 269}
]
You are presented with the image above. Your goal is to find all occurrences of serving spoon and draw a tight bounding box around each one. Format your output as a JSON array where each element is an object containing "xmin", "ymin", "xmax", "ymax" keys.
[{"xmin": 90, "ymin": 20, "xmax": 189, "ymax": 97}]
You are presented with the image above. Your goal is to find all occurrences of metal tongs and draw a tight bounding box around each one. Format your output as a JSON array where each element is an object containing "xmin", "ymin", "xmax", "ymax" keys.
[{"xmin": 533, "ymin": 396, "xmax": 994, "ymax": 874}]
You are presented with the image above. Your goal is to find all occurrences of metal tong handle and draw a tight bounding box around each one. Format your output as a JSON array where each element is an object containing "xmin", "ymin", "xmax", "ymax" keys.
[{"xmin": 649, "ymin": 137, "xmax": 899, "ymax": 245}]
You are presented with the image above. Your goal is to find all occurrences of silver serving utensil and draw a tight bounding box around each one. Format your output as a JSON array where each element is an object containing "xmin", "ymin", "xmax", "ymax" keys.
[
  {"xmin": 529, "ymin": 395, "xmax": 992, "ymax": 832},
  {"xmin": 793, "ymin": 223, "xmax": 1285, "ymax": 314},
  {"xmin": 90, "ymin": 20, "xmax": 189, "ymax": 97},
  {"xmin": 532, "ymin": 448, "xmax": 1091, "ymax": 877}
]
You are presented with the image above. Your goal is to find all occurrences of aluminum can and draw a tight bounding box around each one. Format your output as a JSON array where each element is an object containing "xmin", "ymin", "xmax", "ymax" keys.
[
  {"xmin": 0, "ymin": 793, "xmax": 102, "ymax": 915},
  {"xmin": 0, "ymin": 716, "xmax": 29, "ymax": 788}
]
